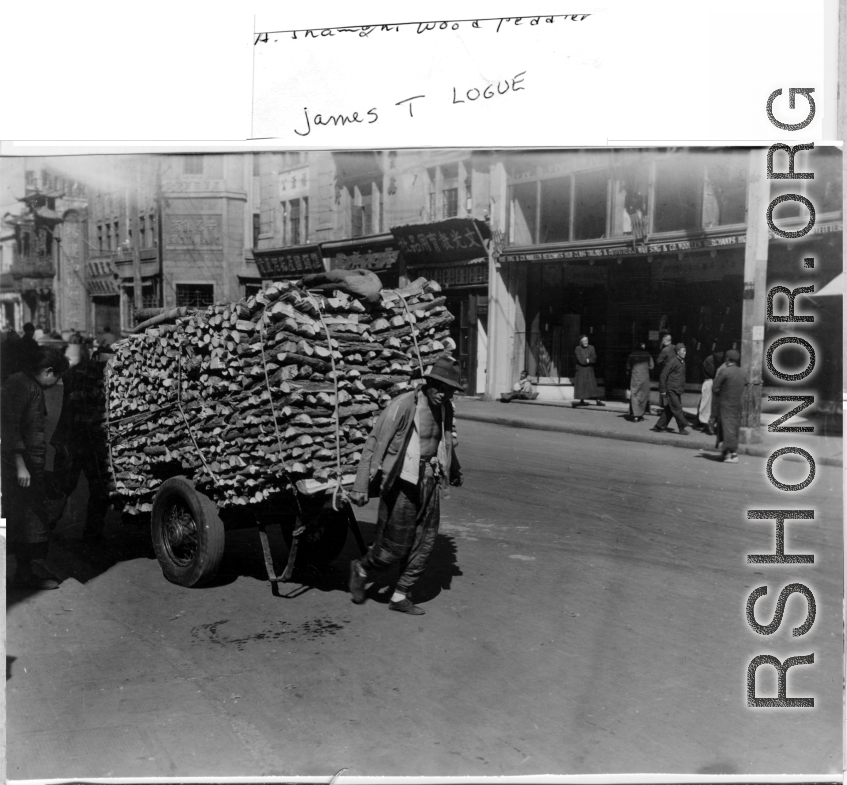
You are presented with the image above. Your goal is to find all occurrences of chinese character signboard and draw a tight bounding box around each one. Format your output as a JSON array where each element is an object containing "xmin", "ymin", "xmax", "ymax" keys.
[
  {"xmin": 254, "ymin": 244, "xmax": 324, "ymax": 278},
  {"xmin": 390, "ymin": 218, "xmax": 491, "ymax": 266},
  {"xmin": 408, "ymin": 261, "xmax": 488, "ymax": 288},
  {"xmin": 323, "ymin": 236, "xmax": 399, "ymax": 272},
  {"xmin": 165, "ymin": 215, "xmax": 223, "ymax": 248},
  {"xmin": 279, "ymin": 167, "xmax": 310, "ymax": 199}
]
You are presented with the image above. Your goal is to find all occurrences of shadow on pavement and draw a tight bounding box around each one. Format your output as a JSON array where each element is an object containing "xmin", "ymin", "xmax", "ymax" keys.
[{"xmin": 213, "ymin": 515, "xmax": 462, "ymax": 606}]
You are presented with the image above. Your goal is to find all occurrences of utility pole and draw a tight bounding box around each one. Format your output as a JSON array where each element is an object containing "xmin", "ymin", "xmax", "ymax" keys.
[
  {"xmin": 130, "ymin": 158, "xmax": 143, "ymax": 316},
  {"xmin": 157, "ymin": 156, "xmax": 164, "ymax": 307},
  {"xmin": 739, "ymin": 147, "xmax": 771, "ymax": 444}
]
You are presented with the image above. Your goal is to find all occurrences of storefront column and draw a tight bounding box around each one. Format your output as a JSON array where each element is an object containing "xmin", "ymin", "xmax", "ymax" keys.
[
  {"xmin": 740, "ymin": 148, "xmax": 770, "ymax": 443},
  {"xmin": 484, "ymin": 160, "xmax": 514, "ymax": 401}
]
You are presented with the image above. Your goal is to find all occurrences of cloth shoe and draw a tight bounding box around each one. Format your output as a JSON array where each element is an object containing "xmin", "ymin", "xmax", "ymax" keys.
[
  {"xmin": 348, "ymin": 560, "xmax": 367, "ymax": 604},
  {"xmin": 388, "ymin": 597, "xmax": 425, "ymax": 615},
  {"xmin": 723, "ymin": 453, "xmax": 739, "ymax": 463},
  {"xmin": 679, "ymin": 427, "xmax": 692, "ymax": 435},
  {"xmin": 652, "ymin": 425, "xmax": 668, "ymax": 432}
]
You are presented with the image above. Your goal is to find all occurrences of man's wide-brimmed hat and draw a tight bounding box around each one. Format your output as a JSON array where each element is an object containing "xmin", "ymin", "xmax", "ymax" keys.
[
  {"xmin": 725, "ymin": 349, "xmax": 740, "ymax": 363},
  {"xmin": 424, "ymin": 355, "xmax": 465, "ymax": 392}
]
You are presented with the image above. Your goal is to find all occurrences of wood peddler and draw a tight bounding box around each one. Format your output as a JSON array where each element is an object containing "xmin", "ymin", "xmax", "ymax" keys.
[{"xmin": 104, "ymin": 277, "xmax": 455, "ymax": 517}]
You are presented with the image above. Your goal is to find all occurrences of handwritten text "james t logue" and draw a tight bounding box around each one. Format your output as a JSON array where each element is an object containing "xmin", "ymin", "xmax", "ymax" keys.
[{"xmin": 293, "ymin": 72, "xmax": 526, "ymax": 136}]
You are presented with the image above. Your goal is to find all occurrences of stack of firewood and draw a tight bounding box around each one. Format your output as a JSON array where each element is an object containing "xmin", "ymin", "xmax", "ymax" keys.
[{"xmin": 105, "ymin": 277, "xmax": 455, "ymax": 515}]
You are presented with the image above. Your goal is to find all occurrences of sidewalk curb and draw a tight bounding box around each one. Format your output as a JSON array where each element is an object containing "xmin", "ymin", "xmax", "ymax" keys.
[{"xmin": 456, "ymin": 412, "xmax": 844, "ymax": 468}]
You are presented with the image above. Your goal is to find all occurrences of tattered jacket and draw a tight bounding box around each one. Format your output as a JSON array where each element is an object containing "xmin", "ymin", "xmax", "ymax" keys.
[{"xmin": 353, "ymin": 388, "xmax": 461, "ymax": 498}]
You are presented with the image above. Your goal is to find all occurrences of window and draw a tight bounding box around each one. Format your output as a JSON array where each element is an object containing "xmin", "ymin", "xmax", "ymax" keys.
[
  {"xmin": 175, "ymin": 283, "xmax": 215, "ymax": 308},
  {"xmin": 253, "ymin": 154, "xmax": 261, "ymax": 177},
  {"xmin": 252, "ymin": 213, "xmax": 261, "ymax": 248},
  {"xmin": 25, "ymin": 170, "xmax": 35, "ymax": 187},
  {"xmin": 97, "ymin": 224, "xmax": 103, "ymax": 252},
  {"xmin": 139, "ymin": 216, "xmax": 146, "ymax": 248},
  {"xmin": 351, "ymin": 184, "xmax": 376, "ymax": 238},
  {"xmin": 443, "ymin": 188, "xmax": 459, "ymax": 218},
  {"xmin": 429, "ymin": 191, "xmax": 436, "ymax": 220},
  {"xmin": 114, "ymin": 221, "xmax": 120, "ymax": 248},
  {"xmin": 511, "ymin": 181, "xmax": 539, "ymax": 244},
  {"xmin": 244, "ymin": 283, "xmax": 262, "ymax": 298},
  {"xmin": 703, "ymin": 156, "xmax": 747, "ymax": 227},
  {"xmin": 106, "ymin": 223, "xmax": 112, "ymax": 251},
  {"xmin": 653, "ymin": 156, "xmax": 703, "ymax": 233},
  {"xmin": 184, "ymin": 156, "xmax": 204, "ymax": 175},
  {"xmin": 150, "ymin": 213, "xmax": 157, "ymax": 246},
  {"xmin": 806, "ymin": 147, "xmax": 842, "ymax": 214},
  {"xmin": 303, "ymin": 198, "xmax": 309, "ymax": 240},
  {"xmin": 290, "ymin": 199, "xmax": 301, "ymax": 244},
  {"xmin": 539, "ymin": 176, "xmax": 571, "ymax": 243},
  {"xmin": 573, "ymin": 170, "xmax": 608, "ymax": 240}
]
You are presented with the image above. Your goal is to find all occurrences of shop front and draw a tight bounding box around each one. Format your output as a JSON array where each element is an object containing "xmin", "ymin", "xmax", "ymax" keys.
[
  {"xmin": 390, "ymin": 218, "xmax": 491, "ymax": 395},
  {"xmin": 502, "ymin": 229, "xmax": 749, "ymax": 397},
  {"xmin": 85, "ymin": 257, "xmax": 121, "ymax": 337},
  {"xmin": 321, "ymin": 232, "xmax": 402, "ymax": 290}
]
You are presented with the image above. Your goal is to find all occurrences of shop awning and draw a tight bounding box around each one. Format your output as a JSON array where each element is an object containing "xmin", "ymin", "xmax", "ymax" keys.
[
  {"xmin": 321, "ymin": 233, "xmax": 400, "ymax": 271},
  {"xmin": 390, "ymin": 218, "xmax": 490, "ymax": 266},
  {"xmin": 253, "ymin": 243, "xmax": 324, "ymax": 278}
]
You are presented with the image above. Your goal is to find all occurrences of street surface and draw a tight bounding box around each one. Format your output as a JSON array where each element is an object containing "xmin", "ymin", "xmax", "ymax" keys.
[{"xmin": 5, "ymin": 388, "xmax": 842, "ymax": 778}]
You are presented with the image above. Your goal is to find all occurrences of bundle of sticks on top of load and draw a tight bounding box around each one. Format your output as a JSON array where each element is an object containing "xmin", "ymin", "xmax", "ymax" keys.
[{"xmin": 105, "ymin": 276, "xmax": 455, "ymax": 515}]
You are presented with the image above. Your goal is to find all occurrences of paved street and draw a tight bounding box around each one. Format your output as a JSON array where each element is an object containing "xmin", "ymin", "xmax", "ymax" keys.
[{"xmin": 5, "ymin": 389, "xmax": 842, "ymax": 778}]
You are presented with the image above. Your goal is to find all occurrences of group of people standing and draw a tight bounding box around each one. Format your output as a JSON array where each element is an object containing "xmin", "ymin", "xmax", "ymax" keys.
[{"xmin": 2, "ymin": 339, "xmax": 113, "ymax": 590}]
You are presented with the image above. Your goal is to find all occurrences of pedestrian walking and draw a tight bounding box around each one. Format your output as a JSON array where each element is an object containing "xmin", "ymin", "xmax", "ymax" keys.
[
  {"xmin": 1, "ymin": 346, "xmax": 70, "ymax": 589},
  {"xmin": 653, "ymin": 343, "xmax": 691, "ymax": 435},
  {"xmin": 698, "ymin": 350, "xmax": 724, "ymax": 432},
  {"xmin": 710, "ymin": 349, "xmax": 744, "ymax": 463},
  {"xmin": 348, "ymin": 355, "xmax": 464, "ymax": 615},
  {"xmin": 654, "ymin": 334, "xmax": 674, "ymax": 413},
  {"xmin": 50, "ymin": 345, "xmax": 112, "ymax": 541},
  {"xmin": 625, "ymin": 341, "xmax": 654, "ymax": 422},
  {"xmin": 573, "ymin": 335, "xmax": 604, "ymax": 407}
]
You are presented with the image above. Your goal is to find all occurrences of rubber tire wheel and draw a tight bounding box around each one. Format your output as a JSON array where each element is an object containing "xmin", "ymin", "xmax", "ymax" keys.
[
  {"xmin": 282, "ymin": 507, "xmax": 349, "ymax": 566},
  {"xmin": 151, "ymin": 476, "xmax": 225, "ymax": 587}
]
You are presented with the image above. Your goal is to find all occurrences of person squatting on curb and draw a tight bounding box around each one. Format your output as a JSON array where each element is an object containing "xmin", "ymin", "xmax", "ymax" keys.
[
  {"xmin": 654, "ymin": 343, "xmax": 691, "ymax": 435},
  {"xmin": 348, "ymin": 355, "xmax": 464, "ymax": 616},
  {"xmin": 1, "ymin": 347, "xmax": 70, "ymax": 590}
]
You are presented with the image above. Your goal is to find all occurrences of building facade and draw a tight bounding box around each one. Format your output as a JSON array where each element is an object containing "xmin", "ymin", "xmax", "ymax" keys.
[
  {"xmin": 1, "ymin": 161, "xmax": 89, "ymax": 334},
  {"xmin": 486, "ymin": 147, "xmax": 842, "ymax": 407},
  {"xmin": 84, "ymin": 154, "xmax": 263, "ymax": 336}
]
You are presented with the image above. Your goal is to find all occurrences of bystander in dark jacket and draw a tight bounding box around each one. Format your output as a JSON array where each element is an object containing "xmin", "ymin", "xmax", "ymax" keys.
[
  {"xmin": 1, "ymin": 346, "xmax": 70, "ymax": 589},
  {"xmin": 654, "ymin": 343, "xmax": 690, "ymax": 434},
  {"xmin": 51, "ymin": 348, "xmax": 113, "ymax": 539}
]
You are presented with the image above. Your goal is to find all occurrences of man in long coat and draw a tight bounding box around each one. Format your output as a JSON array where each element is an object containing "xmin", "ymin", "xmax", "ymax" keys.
[
  {"xmin": 348, "ymin": 355, "xmax": 464, "ymax": 615},
  {"xmin": 710, "ymin": 349, "xmax": 745, "ymax": 463}
]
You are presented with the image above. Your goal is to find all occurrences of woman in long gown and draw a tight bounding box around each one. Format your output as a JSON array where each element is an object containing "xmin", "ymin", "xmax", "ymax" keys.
[
  {"xmin": 573, "ymin": 335, "xmax": 604, "ymax": 407},
  {"xmin": 626, "ymin": 342, "xmax": 654, "ymax": 421}
]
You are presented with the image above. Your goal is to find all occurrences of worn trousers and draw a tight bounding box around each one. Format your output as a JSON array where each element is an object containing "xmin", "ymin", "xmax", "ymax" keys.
[
  {"xmin": 360, "ymin": 464, "xmax": 440, "ymax": 594},
  {"xmin": 53, "ymin": 447, "xmax": 110, "ymax": 534},
  {"xmin": 656, "ymin": 390, "xmax": 689, "ymax": 431}
]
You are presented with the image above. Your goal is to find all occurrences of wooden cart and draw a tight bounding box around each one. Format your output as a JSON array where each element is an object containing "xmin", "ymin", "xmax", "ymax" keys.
[{"xmin": 146, "ymin": 474, "xmax": 367, "ymax": 589}]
